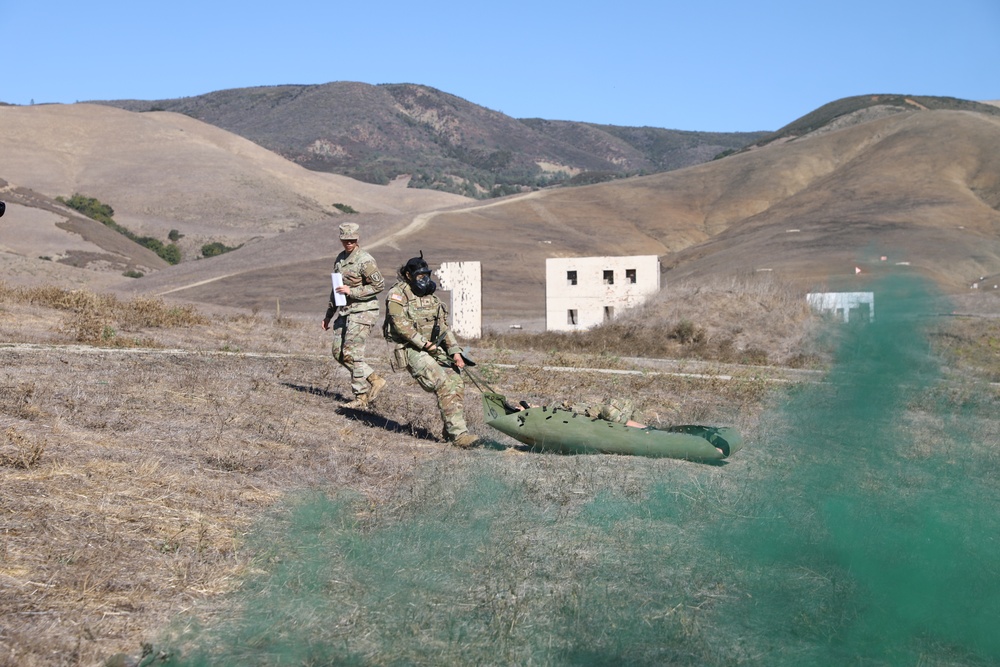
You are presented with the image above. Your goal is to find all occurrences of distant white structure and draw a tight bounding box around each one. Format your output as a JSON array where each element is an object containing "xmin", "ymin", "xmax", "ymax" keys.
[
  {"xmin": 435, "ymin": 261, "xmax": 482, "ymax": 339},
  {"xmin": 806, "ymin": 291, "xmax": 875, "ymax": 322},
  {"xmin": 545, "ymin": 256, "xmax": 661, "ymax": 331}
]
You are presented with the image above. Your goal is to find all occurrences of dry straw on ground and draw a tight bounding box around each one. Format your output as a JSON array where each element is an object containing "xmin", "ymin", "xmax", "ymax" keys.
[{"xmin": 0, "ymin": 281, "xmax": 997, "ymax": 665}]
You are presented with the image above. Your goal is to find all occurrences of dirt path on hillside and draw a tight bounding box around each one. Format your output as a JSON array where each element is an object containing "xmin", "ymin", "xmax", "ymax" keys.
[
  {"xmin": 367, "ymin": 191, "xmax": 543, "ymax": 252},
  {"xmin": 153, "ymin": 191, "xmax": 543, "ymax": 296}
]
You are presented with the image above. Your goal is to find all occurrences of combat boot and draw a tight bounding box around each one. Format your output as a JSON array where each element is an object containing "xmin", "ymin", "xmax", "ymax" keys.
[
  {"xmin": 367, "ymin": 373, "xmax": 387, "ymax": 402},
  {"xmin": 343, "ymin": 393, "xmax": 369, "ymax": 410},
  {"xmin": 451, "ymin": 432, "xmax": 479, "ymax": 449}
]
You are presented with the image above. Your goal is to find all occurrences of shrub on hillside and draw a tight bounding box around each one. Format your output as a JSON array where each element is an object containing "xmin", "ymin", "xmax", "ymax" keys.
[
  {"xmin": 56, "ymin": 194, "xmax": 115, "ymax": 225},
  {"xmin": 201, "ymin": 242, "xmax": 240, "ymax": 258},
  {"xmin": 57, "ymin": 193, "xmax": 181, "ymax": 265}
]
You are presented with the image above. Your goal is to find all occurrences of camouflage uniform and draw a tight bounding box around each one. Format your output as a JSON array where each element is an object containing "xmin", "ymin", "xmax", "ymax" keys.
[
  {"xmin": 324, "ymin": 224, "xmax": 385, "ymax": 400},
  {"xmin": 561, "ymin": 397, "xmax": 641, "ymax": 425},
  {"xmin": 384, "ymin": 279, "xmax": 470, "ymax": 441}
]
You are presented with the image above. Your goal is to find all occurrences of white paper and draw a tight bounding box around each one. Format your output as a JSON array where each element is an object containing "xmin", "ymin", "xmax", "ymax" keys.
[{"xmin": 331, "ymin": 273, "xmax": 347, "ymax": 306}]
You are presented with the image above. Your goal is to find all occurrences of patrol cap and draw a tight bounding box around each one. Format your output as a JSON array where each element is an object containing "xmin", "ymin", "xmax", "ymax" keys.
[{"xmin": 339, "ymin": 222, "xmax": 360, "ymax": 240}]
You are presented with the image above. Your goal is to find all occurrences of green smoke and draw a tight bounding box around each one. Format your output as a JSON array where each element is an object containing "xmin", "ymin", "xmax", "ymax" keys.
[
  {"xmin": 155, "ymin": 274, "xmax": 999, "ymax": 666},
  {"xmin": 710, "ymin": 274, "xmax": 1000, "ymax": 665}
]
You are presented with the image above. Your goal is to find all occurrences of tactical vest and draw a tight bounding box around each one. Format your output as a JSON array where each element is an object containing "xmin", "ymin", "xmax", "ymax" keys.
[{"xmin": 383, "ymin": 281, "xmax": 446, "ymax": 345}]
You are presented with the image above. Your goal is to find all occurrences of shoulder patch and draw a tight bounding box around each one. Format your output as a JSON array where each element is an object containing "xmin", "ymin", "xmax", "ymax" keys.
[{"xmin": 389, "ymin": 293, "xmax": 404, "ymax": 303}]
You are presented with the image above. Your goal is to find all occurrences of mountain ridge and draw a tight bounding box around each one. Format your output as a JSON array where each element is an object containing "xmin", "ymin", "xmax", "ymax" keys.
[
  {"xmin": 91, "ymin": 82, "xmax": 769, "ymax": 195},
  {"xmin": 2, "ymin": 92, "xmax": 999, "ymax": 328}
]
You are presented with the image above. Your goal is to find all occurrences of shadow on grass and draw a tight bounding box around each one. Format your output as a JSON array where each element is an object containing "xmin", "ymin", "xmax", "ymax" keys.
[
  {"xmin": 477, "ymin": 436, "xmax": 530, "ymax": 452},
  {"xmin": 282, "ymin": 382, "xmax": 530, "ymax": 452},
  {"xmin": 281, "ymin": 382, "xmax": 440, "ymax": 442},
  {"xmin": 279, "ymin": 382, "xmax": 345, "ymax": 401}
]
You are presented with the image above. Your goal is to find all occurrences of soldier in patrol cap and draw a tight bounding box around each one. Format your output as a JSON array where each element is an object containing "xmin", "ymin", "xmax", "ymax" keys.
[
  {"xmin": 384, "ymin": 252, "xmax": 478, "ymax": 449},
  {"xmin": 322, "ymin": 222, "xmax": 386, "ymax": 409}
]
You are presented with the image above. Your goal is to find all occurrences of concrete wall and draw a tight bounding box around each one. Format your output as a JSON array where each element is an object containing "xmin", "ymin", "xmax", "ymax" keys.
[
  {"xmin": 436, "ymin": 261, "xmax": 482, "ymax": 339},
  {"xmin": 806, "ymin": 292, "xmax": 875, "ymax": 322},
  {"xmin": 545, "ymin": 255, "xmax": 661, "ymax": 331}
]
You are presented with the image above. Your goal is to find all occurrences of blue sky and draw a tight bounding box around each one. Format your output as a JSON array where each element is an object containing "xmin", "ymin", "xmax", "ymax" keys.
[{"xmin": 3, "ymin": 0, "xmax": 997, "ymax": 132}]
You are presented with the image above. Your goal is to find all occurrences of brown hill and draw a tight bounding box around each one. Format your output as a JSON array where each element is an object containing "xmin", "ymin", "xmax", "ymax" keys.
[
  {"xmin": 0, "ymin": 180, "xmax": 169, "ymax": 289},
  {"xmin": 403, "ymin": 109, "xmax": 1000, "ymax": 325},
  {"xmin": 3, "ymin": 101, "xmax": 999, "ymax": 330},
  {"xmin": 104, "ymin": 109, "xmax": 1000, "ymax": 330},
  {"xmin": 748, "ymin": 94, "xmax": 1000, "ymax": 148},
  {"xmin": 92, "ymin": 82, "xmax": 768, "ymax": 195},
  {"xmin": 0, "ymin": 103, "xmax": 467, "ymax": 285}
]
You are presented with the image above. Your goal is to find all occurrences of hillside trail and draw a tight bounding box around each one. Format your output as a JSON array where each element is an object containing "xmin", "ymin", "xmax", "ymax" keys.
[
  {"xmin": 366, "ymin": 190, "xmax": 543, "ymax": 252},
  {"xmin": 154, "ymin": 191, "xmax": 544, "ymax": 296}
]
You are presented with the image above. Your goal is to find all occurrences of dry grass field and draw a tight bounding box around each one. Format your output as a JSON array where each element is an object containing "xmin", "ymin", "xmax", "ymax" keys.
[
  {"xmin": 0, "ymin": 282, "xmax": 778, "ymax": 666},
  {"xmin": 0, "ymin": 277, "xmax": 998, "ymax": 666}
]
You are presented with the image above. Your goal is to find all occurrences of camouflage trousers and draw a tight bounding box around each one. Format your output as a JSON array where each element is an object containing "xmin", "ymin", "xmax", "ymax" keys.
[
  {"xmin": 330, "ymin": 311, "xmax": 378, "ymax": 397},
  {"xmin": 403, "ymin": 347, "xmax": 467, "ymax": 439}
]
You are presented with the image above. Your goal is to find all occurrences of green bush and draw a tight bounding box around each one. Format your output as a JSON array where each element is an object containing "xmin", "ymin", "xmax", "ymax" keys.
[
  {"xmin": 56, "ymin": 194, "xmax": 115, "ymax": 225},
  {"xmin": 669, "ymin": 319, "xmax": 705, "ymax": 344},
  {"xmin": 201, "ymin": 242, "xmax": 239, "ymax": 258},
  {"xmin": 58, "ymin": 193, "xmax": 181, "ymax": 265}
]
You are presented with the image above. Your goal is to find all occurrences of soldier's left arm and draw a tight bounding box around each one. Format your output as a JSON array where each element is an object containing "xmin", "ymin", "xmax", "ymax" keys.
[{"xmin": 350, "ymin": 257, "xmax": 385, "ymax": 300}]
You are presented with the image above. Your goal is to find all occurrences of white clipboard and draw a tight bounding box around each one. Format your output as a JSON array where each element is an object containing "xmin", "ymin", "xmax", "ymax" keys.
[{"xmin": 331, "ymin": 273, "xmax": 347, "ymax": 307}]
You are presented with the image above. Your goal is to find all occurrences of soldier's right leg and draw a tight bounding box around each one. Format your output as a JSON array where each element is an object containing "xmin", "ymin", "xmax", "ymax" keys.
[
  {"xmin": 329, "ymin": 315, "xmax": 350, "ymax": 370},
  {"xmin": 330, "ymin": 316, "xmax": 365, "ymax": 407},
  {"xmin": 437, "ymin": 371, "xmax": 477, "ymax": 447},
  {"xmin": 342, "ymin": 322, "xmax": 375, "ymax": 399},
  {"xmin": 406, "ymin": 350, "xmax": 470, "ymax": 442}
]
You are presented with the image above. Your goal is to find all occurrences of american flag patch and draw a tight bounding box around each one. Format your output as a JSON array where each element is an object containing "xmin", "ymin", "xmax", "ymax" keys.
[{"xmin": 389, "ymin": 293, "xmax": 404, "ymax": 303}]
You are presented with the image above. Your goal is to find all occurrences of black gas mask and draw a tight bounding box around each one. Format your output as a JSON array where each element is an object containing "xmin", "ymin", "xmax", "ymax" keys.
[
  {"xmin": 404, "ymin": 252, "xmax": 437, "ymax": 296},
  {"xmin": 412, "ymin": 270, "xmax": 436, "ymax": 296}
]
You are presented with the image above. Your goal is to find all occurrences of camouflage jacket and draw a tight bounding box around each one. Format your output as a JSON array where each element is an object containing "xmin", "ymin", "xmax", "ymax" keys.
[
  {"xmin": 385, "ymin": 281, "xmax": 463, "ymax": 356},
  {"xmin": 562, "ymin": 398, "xmax": 637, "ymax": 424},
  {"xmin": 325, "ymin": 247, "xmax": 384, "ymax": 319}
]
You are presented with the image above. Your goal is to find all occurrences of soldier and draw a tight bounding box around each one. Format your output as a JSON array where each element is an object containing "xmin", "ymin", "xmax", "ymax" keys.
[
  {"xmin": 517, "ymin": 397, "xmax": 648, "ymax": 428},
  {"xmin": 560, "ymin": 397, "xmax": 648, "ymax": 428},
  {"xmin": 384, "ymin": 252, "xmax": 479, "ymax": 449},
  {"xmin": 322, "ymin": 222, "xmax": 386, "ymax": 409}
]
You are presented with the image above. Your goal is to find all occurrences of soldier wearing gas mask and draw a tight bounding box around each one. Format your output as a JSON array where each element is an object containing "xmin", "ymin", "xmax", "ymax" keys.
[{"xmin": 384, "ymin": 252, "xmax": 478, "ymax": 449}]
